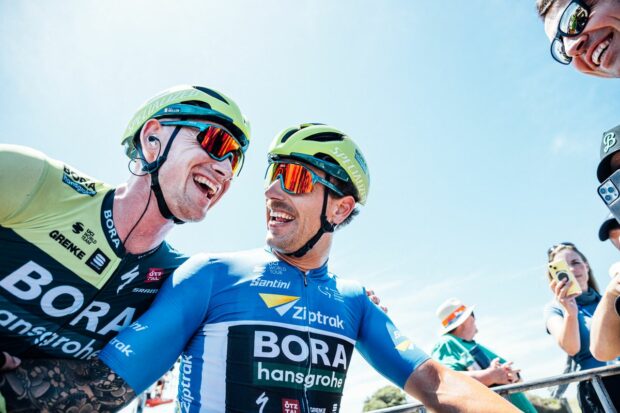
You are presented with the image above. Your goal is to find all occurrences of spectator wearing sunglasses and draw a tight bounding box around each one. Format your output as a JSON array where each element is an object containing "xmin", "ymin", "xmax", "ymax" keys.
[
  {"xmin": 431, "ymin": 298, "xmax": 537, "ymax": 413},
  {"xmin": 590, "ymin": 124, "xmax": 620, "ymax": 367},
  {"xmin": 545, "ymin": 243, "xmax": 620, "ymax": 411},
  {"xmin": 100, "ymin": 123, "xmax": 520, "ymax": 413},
  {"xmin": 0, "ymin": 85, "xmax": 251, "ymax": 412},
  {"xmin": 536, "ymin": 0, "xmax": 620, "ymax": 78}
]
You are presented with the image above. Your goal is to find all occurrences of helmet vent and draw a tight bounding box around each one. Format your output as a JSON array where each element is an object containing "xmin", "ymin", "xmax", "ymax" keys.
[
  {"xmin": 281, "ymin": 128, "xmax": 300, "ymax": 143},
  {"xmin": 182, "ymin": 100, "xmax": 212, "ymax": 109},
  {"xmin": 303, "ymin": 132, "xmax": 344, "ymax": 143},
  {"xmin": 193, "ymin": 86, "xmax": 229, "ymax": 104}
]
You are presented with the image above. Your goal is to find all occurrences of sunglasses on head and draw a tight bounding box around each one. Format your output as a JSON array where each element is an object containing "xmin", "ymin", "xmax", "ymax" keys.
[
  {"xmin": 550, "ymin": 0, "xmax": 590, "ymax": 65},
  {"xmin": 547, "ymin": 242, "xmax": 576, "ymax": 258},
  {"xmin": 265, "ymin": 160, "xmax": 344, "ymax": 196},
  {"xmin": 159, "ymin": 120, "xmax": 245, "ymax": 174}
]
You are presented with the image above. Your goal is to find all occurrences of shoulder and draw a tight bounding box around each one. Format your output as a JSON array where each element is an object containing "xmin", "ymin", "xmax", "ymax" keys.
[
  {"xmin": 0, "ymin": 144, "xmax": 50, "ymax": 180},
  {"xmin": 331, "ymin": 275, "xmax": 365, "ymax": 296},
  {"xmin": 0, "ymin": 144, "xmax": 48, "ymax": 162},
  {"xmin": 172, "ymin": 248, "xmax": 272, "ymax": 285},
  {"xmin": 431, "ymin": 335, "xmax": 461, "ymax": 353},
  {"xmin": 430, "ymin": 335, "xmax": 470, "ymax": 370}
]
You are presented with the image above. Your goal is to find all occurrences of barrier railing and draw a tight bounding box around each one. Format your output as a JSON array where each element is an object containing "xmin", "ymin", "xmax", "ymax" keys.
[{"xmin": 368, "ymin": 364, "xmax": 620, "ymax": 413}]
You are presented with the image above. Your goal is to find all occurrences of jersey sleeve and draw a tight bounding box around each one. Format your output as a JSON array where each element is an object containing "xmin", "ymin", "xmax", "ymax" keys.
[
  {"xmin": 543, "ymin": 301, "xmax": 564, "ymax": 334},
  {"xmin": 430, "ymin": 336, "xmax": 471, "ymax": 371},
  {"xmin": 0, "ymin": 145, "xmax": 49, "ymax": 223},
  {"xmin": 99, "ymin": 254, "xmax": 214, "ymax": 394},
  {"xmin": 355, "ymin": 290, "xmax": 430, "ymax": 389}
]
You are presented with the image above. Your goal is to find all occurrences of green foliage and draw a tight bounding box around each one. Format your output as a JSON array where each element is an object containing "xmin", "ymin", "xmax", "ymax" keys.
[
  {"xmin": 363, "ymin": 385, "xmax": 407, "ymax": 412},
  {"xmin": 526, "ymin": 394, "xmax": 573, "ymax": 413}
]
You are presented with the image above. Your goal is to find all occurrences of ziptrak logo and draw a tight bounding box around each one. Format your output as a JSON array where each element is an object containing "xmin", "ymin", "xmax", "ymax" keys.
[
  {"xmin": 392, "ymin": 329, "xmax": 414, "ymax": 352},
  {"xmin": 259, "ymin": 293, "xmax": 300, "ymax": 316},
  {"xmin": 258, "ymin": 294, "xmax": 344, "ymax": 329}
]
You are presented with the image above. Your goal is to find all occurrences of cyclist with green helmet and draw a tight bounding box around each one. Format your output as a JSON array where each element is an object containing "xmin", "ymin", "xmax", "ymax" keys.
[
  {"xmin": 0, "ymin": 85, "xmax": 250, "ymax": 412},
  {"xmin": 100, "ymin": 123, "xmax": 518, "ymax": 412}
]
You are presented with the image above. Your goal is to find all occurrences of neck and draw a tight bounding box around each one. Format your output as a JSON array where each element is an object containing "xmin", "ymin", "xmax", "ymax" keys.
[
  {"xmin": 113, "ymin": 175, "xmax": 175, "ymax": 254},
  {"xmin": 273, "ymin": 235, "xmax": 332, "ymax": 272}
]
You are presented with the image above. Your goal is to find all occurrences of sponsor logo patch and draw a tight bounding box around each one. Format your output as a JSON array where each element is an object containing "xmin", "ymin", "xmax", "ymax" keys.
[
  {"xmin": 318, "ymin": 285, "xmax": 344, "ymax": 302},
  {"xmin": 146, "ymin": 268, "xmax": 164, "ymax": 283},
  {"xmin": 250, "ymin": 277, "xmax": 291, "ymax": 290},
  {"xmin": 49, "ymin": 230, "xmax": 85, "ymax": 260},
  {"xmin": 72, "ymin": 222, "xmax": 84, "ymax": 234},
  {"xmin": 259, "ymin": 293, "xmax": 300, "ymax": 315},
  {"xmin": 282, "ymin": 399, "xmax": 300, "ymax": 413},
  {"xmin": 86, "ymin": 248, "xmax": 110, "ymax": 274},
  {"xmin": 62, "ymin": 166, "xmax": 96, "ymax": 196}
]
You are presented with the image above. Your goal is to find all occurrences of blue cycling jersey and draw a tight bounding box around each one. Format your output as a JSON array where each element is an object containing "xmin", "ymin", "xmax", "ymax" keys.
[{"xmin": 100, "ymin": 248, "xmax": 429, "ymax": 413}]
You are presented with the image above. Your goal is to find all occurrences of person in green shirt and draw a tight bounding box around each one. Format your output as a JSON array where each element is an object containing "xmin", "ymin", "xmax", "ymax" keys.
[{"xmin": 431, "ymin": 298, "xmax": 537, "ymax": 413}]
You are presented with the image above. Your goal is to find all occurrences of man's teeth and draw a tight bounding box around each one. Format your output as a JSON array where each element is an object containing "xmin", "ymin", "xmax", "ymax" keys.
[
  {"xmin": 194, "ymin": 176, "xmax": 217, "ymax": 196},
  {"xmin": 593, "ymin": 39, "xmax": 611, "ymax": 66},
  {"xmin": 270, "ymin": 211, "xmax": 294, "ymax": 221}
]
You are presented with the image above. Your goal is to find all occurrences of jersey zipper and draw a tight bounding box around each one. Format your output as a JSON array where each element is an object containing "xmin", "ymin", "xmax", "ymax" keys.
[{"xmin": 300, "ymin": 268, "xmax": 311, "ymax": 411}]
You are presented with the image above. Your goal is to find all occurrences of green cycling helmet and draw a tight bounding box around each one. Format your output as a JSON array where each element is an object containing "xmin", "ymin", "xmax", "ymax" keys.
[
  {"xmin": 268, "ymin": 123, "xmax": 370, "ymax": 205},
  {"xmin": 121, "ymin": 85, "xmax": 251, "ymax": 158}
]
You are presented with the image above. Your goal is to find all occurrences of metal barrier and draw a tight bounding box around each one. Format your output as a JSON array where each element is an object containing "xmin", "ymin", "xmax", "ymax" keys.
[{"xmin": 368, "ymin": 364, "xmax": 620, "ymax": 413}]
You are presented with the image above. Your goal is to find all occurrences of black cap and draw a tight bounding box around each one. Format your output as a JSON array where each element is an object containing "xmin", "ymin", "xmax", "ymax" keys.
[
  {"xmin": 597, "ymin": 124, "xmax": 620, "ymax": 183},
  {"xmin": 599, "ymin": 213, "xmax": 620, "ymax": 241}
]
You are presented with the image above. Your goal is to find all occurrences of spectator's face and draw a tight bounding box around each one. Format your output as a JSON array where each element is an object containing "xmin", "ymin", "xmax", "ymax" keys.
[
  {"xmin": 544, "ymin": 0, "xmax": 620, "ymax": 78},
  {"xmin": 456, "ymin": 314, "xmax": 478, "ymax": 341},
  {"xmin": 609, "ymin": 227, "xmax": 620, "ymax": 250},
  {"xmin": 553, "ymin": 249, "xmax": 590, "ymax": 291}
]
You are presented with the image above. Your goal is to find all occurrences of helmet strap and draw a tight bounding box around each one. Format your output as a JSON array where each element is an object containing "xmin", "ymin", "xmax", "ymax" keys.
[
  {"xmin": 136, "ymin": 126, "xmax": 185, "ymax": 225},
  {"xmin": 286, "ymin": 187, "xmax": 335, "ymax": 258}
]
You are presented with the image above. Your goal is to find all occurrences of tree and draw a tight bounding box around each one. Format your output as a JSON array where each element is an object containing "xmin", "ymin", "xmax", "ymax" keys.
[{"xmin": 363, "ymin": 385, "xmax": 407, "ymax": 411}]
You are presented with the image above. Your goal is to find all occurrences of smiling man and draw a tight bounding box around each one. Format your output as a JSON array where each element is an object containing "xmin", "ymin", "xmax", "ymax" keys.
[
  {"xmin": 0, "ymin": 85, "xmax": 250, "ymax": 412},
  {"xmin": 537, "ymin": 0, "xmax": 620, "ymax": 77},
  {"xmin": 100, "ymin": 123, "xmax": 519, "ymax": 413}
]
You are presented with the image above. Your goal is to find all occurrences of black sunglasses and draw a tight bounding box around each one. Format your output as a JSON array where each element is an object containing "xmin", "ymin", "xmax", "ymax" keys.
[{"xmin": 550, "ymin": 0, "xmax": 590, "ymax": 65}]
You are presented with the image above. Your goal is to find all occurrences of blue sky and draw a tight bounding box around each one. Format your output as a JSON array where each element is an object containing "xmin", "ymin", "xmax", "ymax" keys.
[{"xmin": 2, "ymin": 0, "xmax": 619, "ymax": 410}]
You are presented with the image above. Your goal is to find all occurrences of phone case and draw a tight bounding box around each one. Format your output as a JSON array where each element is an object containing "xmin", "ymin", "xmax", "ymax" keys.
[{"xmin": 548, "ymin": 259, "xmax": 582, "ymax": 296}]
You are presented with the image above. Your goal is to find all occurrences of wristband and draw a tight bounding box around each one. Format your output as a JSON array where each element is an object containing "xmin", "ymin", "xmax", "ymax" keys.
[{"xmin": 615, "ymin": 296, "xmax": 620, "ymax": 319}]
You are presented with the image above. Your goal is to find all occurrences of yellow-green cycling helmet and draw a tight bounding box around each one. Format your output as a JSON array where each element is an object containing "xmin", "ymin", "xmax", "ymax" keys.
[
  {"xmin": 268, "ymin": 123, "xmax": 370, "ymax": 205},
  {"xmin": 121, "ymin": 85, "xmax": 250, "ymax": 159}
]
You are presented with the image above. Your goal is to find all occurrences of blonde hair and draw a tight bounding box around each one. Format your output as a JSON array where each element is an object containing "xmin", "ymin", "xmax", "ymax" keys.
[{"xmin": 547, "ymin": 243, "xmax": 600, "ymax": 294}]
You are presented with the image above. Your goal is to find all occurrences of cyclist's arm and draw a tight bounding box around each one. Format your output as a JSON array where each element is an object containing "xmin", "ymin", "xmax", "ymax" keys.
[
  {"xmin": 404, "ymin": 359, "xmax": 519, "ymax": 412},
  {"xmin": 356, "ymin": 296, "xmax": 518, "ymax": 412},
  {"xmin": 100, "ymin": 254, "xmax": 214, "ymax": 394},
  {"xmin": 0, "ymin": 145, "xmax": 48, "ymax": 223}
]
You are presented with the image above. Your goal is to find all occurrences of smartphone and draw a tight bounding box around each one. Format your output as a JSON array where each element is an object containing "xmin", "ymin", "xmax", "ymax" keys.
[{"xmin": 548, "ymin": 259, "xmax": 582, "ymax": 296}]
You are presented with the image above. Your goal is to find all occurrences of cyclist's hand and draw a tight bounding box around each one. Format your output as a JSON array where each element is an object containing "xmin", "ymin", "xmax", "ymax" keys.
[
  {"xmin": 366, "ymin": 289, "xmax": 388, "ymax": 313},
  {"xmin": 1, "ymin": 351, "xmax": 21, "ymax": 371}
]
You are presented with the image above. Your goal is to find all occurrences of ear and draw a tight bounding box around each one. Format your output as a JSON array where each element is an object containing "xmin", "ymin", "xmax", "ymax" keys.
[
  {"xmin": 137, "ymin": 119, "xmax": 165, "ymax": 163},
  {"xmin": 329, "ymin": 195, "xmax": 356, "ymax": 226}
]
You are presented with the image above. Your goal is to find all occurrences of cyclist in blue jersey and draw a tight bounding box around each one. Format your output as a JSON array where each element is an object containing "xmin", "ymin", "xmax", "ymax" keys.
[
  {"xmin": 101, "ymin": 123, "xmax": 519, "ymax": 412},
  {"xmin": 0, "ymin": 85, "xmax": 251, "ymax": 413}
]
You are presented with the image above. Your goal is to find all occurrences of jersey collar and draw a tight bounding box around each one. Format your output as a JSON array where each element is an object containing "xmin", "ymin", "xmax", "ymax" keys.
[{"xmin": 101, "ymin": 190, "xmax": 126, "ymax": 257}]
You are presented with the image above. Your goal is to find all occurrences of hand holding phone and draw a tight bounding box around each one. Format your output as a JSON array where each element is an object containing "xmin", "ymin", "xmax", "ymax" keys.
[{"xmin": 548, "ymin": 259, "xmax": 582, "ymax": 297}]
